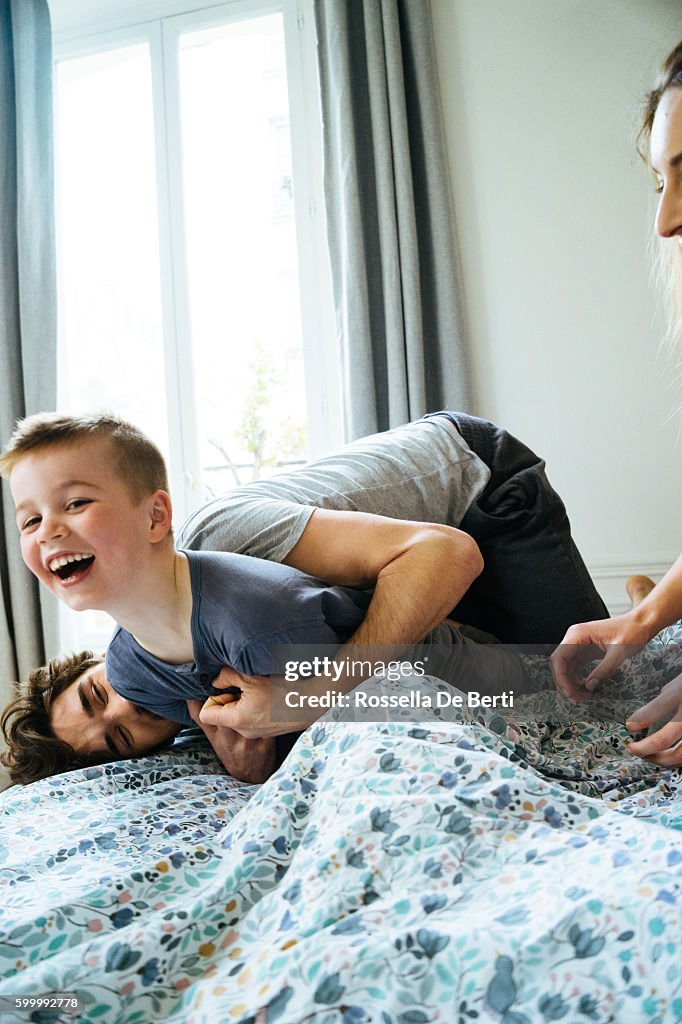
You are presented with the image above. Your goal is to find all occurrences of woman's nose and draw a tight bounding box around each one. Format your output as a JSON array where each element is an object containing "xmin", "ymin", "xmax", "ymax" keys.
[{"xmin": 656, "ymin": 184, "xmax": 682, "ymax": 239}]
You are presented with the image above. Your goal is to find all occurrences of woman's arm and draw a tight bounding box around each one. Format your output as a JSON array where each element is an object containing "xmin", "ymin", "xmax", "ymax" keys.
[
  {"xmin": 622, "ymin": 553, "xmax": 682, "ymax": 638},
  {"xmin": 552, "ymin": 553, "xmax": 682, "ymax": 700}
]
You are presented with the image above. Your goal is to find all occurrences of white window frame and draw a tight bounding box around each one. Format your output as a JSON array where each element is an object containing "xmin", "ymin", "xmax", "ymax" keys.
[{"xmin": 51, "ymin": 0, "xmax": 341, "ymax": 533}]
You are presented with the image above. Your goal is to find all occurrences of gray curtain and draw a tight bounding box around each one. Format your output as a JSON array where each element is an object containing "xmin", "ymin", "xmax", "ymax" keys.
[
  {"xmin": 0, "ymin": 0, "xmax": 57, "ymax": 701},
  {"xmin": 315, "ymin": 0, "xmax": 472, "ymax": 440}
]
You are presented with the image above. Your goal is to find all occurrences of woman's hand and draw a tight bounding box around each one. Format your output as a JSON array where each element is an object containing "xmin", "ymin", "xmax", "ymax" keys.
[
  {"xmin": 624, "ymin": 672, "xmax": 682, "ymax": 766},
  {"xmin": 186, "ymin": 698, "xmax": 278, "ymax": 783},
  {"xmin": 550, "ymin": 612, "xmax": 653, "ymax": 703}
]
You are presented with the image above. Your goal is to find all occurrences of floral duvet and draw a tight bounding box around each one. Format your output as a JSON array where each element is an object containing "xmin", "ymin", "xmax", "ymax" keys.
[{"xmin": 1, "ymin": 638, "xmax": 682, "ymax": 1024}]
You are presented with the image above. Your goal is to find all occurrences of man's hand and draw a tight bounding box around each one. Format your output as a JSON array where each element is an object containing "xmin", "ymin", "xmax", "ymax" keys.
[
  {"xmin": 550, "ymin": 614, "xmax": 651, "ymax": 703},
  {"xmin": 198, "ymin": 667, "xmax": 320, "ymax": 738},
  {"xmin": 186, "ymin": 698, "xmax": 278, "ymax": 782},
  {"xmin": 624, "ymin": 672, "xmax": 682, "ymax": 766}
]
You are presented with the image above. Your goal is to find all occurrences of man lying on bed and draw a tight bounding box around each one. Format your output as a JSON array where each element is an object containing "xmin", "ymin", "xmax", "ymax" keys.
[{"xmin": 0, "ymin": 410, "xmax": 608, "ymax": 786}]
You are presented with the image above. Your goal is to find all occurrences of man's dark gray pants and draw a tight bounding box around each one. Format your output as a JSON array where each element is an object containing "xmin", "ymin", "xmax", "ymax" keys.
[{"xmin": 432, "ymin": 411, "xmax": 609, "ymax": 645}]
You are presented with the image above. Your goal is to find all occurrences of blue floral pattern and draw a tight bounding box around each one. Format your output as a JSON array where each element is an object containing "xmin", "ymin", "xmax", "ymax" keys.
[{"xmin": 1, "ymin": 637, "xmax": 681, "ymax": 1023}]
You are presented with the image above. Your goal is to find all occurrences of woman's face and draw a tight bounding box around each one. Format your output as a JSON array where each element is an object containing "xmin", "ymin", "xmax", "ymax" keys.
[{"xmin": 650, "ymin": 86, "xmax": 682, "ymax": 242}]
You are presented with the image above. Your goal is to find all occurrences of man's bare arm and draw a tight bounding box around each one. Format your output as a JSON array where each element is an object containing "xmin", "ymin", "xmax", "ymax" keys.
[
  {"xmin": 198, "ymin": 511, "xmax": 484, "ymax": 738},
  {"xmin": 283, "ymin": 508, "xmax": 484, "ymax": 644}
]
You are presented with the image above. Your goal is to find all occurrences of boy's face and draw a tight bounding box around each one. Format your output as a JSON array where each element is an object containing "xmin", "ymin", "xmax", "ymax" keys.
[
  {"xmin": 51, "ymin": 661, "xmax": 179, "ymax": 760},
  {"xmin": 10, "ymin": 438, "xmax": 162, "ymax": 613}
]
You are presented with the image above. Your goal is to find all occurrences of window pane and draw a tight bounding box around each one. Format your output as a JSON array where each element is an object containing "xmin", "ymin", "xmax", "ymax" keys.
[
  {"xmin": 56, "ymin": 44, "xmax": 168, "ymax": 451},
  {"xmin": 55, "ymin": 44, "xmax": 169, "ymax": 650},
  {"xmin": 179, "ymin": 14, "xmax": 309, "ymax": 499}
]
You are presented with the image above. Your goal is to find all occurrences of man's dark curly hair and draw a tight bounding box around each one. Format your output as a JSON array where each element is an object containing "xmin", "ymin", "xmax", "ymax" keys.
[{"xmin": 1, "ymin": 650, "xmax": 102, "ymax": 785}]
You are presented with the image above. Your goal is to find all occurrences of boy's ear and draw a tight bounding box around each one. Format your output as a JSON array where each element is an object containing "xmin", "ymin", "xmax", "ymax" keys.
[{"xmin": 149, "ymin": 490, "xmax": 173, "ymax": 542}]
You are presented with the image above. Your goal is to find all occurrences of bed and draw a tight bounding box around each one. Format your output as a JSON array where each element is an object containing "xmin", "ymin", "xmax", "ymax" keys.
[{"xmin": 1, "ymin": 627, "xmax": 681, "ymax": 1024}]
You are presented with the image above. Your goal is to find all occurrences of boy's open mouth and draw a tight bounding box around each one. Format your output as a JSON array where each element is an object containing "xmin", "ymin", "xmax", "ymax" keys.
[{"xmin": 48, "ymin": 554, "xmax": 95, "ymax": 582}]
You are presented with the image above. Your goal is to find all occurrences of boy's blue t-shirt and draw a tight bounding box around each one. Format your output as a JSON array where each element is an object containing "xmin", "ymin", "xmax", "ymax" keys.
[{"xmin": 106, "ymin": 549, "xmax": 370, "ymax": 726}]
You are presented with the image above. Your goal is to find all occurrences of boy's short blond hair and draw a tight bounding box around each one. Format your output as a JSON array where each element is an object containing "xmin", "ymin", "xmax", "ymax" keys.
[{"xmin": 0, "ymin": 412, "xmax": 169, "ymax": 502}]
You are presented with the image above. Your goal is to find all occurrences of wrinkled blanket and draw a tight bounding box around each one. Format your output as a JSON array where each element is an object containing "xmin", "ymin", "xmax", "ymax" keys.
[{"xmin": 1, "ymin": 632, "xmax": 682, "ymax": 1023}]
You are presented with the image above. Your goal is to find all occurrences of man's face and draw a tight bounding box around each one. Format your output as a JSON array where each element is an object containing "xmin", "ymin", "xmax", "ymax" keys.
[
  {"xmin": 51, "ymin": 662, "xmax": 179, "ymax": 760},
  {"xmin": 10, "ymin": 438, "xmax": 163, "ymax": 613}
]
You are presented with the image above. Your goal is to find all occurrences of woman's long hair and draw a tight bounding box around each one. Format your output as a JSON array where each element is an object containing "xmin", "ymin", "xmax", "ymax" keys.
[{"xmin": 639, "ymin": 42, "xmax": 682, "ymax": 363}]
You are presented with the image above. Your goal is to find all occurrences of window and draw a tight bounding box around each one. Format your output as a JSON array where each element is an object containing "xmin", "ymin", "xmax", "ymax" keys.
[{"xmin": 51, "ymin": 0, "xmax": 339, "ymax": 651}]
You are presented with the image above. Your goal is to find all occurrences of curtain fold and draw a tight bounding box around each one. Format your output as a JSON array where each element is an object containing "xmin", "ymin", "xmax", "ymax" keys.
[
  {"xmin": 0, "ymin": 0, "xmax": 58, "ymax": 701},
  {"xmin": 315, "ymin": 0, "xmax": 471, "ymax": 440}
]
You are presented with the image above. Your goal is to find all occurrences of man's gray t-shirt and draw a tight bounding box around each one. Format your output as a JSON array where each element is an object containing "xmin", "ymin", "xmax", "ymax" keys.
[{"xmin": 178, "ymin": 415, "xmax": 490, "ymax": 560}]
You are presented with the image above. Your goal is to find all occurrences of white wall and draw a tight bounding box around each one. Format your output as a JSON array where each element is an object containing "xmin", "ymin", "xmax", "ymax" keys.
[
  {"xmin": 431, "ymin": 0, "xmax": 681, "ymax": 612},
  {"xmin": 49, "ymin": 0, "xmax": 680, "ymax": 613}
]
